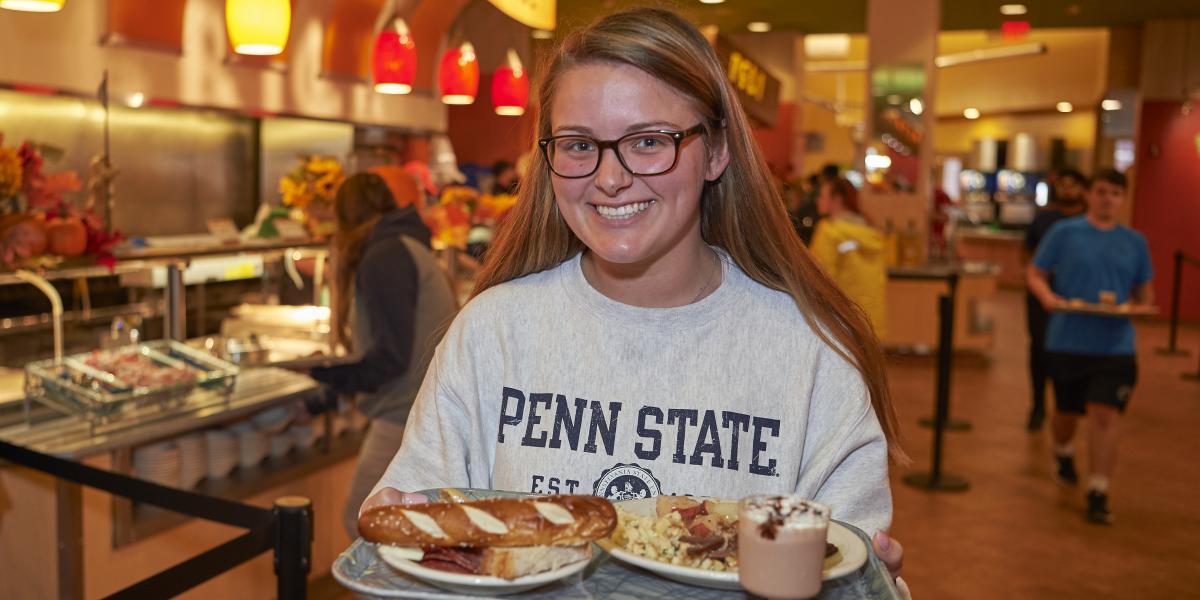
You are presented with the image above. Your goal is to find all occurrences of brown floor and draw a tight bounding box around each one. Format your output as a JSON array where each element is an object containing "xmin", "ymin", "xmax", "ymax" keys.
[
  {"xmin": 316, "ymin": 289, "xmax": 1200, "ymax": 599},
  {"xmin": 888, "ymin": 289, "xmax": 1200, "ymax": 599}
]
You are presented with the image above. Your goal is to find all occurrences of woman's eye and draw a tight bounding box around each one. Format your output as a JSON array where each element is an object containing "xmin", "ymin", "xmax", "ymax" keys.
[{"xmin": 563, "ymin": 139, "xmax": 595, "ymax": 153}]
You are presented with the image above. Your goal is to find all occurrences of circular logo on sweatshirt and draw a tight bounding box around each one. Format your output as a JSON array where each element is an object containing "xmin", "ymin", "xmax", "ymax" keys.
[{"xmin": 593, "ymin": 463, "xmax": 662, "ymax": 501}]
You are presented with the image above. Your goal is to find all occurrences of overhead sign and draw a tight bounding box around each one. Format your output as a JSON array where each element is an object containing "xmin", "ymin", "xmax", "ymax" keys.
[
  {"xmin": 488, "ymin": 0, "xmax": 555, "ymax": 31},
  {"xmin": 713, "ymin": 36, "xmax": 782, "ymax": 128}
]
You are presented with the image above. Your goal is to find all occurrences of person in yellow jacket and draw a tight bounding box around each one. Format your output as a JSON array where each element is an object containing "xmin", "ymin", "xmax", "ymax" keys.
[{"xmin": 810, "ymin": 177, "xmax": 888, "ymax": 338}]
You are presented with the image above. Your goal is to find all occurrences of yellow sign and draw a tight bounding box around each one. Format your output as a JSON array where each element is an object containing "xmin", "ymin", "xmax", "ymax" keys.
[
  {"xmin": 488, "ymin": 0, "xmax": 555, "ymax": 31},
  {"xmin": 727, "ymin": 51, "xmax": 767, "ymax": 102}
]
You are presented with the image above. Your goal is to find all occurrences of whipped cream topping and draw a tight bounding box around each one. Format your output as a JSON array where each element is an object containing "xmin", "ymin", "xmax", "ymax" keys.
[{"xmin": 742, "ymin": 496, "xmax": 830, "ymax": 533}]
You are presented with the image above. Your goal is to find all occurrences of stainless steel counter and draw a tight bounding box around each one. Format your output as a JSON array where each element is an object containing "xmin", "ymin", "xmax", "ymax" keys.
[{"xmin": 0, "ymin": 368, "xmax": 318, "ymax": 459}]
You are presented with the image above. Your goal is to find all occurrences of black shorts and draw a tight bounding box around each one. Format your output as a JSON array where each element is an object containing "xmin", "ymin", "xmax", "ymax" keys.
[{"xmin": 1049, "ymin": 353, "xmax": 1138, "ymax": 414}]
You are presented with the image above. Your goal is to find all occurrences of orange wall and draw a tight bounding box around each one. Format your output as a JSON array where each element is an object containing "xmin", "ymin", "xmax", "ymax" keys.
[{"xmin": 446, "ymin": 72, "xmax": 535, "ymax": 166}]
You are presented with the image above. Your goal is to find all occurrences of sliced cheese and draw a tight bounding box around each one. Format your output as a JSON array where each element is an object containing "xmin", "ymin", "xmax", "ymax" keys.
[
  {"xmin": 461, "ymin": 505, "xmax": 510, "ymax": 535},
  {"xmin": 533, "ymin": 501, "xmax": 576, "ymax": 526},
  {"xmin": 401, "ymin": 509, "xmax": 448, "ymax": 539},
  {"xmin": 377, "ymin": 546, "xmax": 424, "ymax": 562}
]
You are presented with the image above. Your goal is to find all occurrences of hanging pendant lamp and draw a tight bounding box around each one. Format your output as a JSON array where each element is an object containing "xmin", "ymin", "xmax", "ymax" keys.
[
  {"xmin": 226, "ymin": 0, "xmax": 291, "ymax": 56},
  {"xmin": 373, "ymin": 17, "xmax": 416, "ymax": 94},
  {"xmin": 439, "ymin": 42, "xmax": 479, "ymax": 105},
  {"xmin": 491, "ymin": 49, "xmax": 528, "ymax": 116},
  {"xmin": 0, "ymin": 0, "xmax": 65, "ymax": 12}
]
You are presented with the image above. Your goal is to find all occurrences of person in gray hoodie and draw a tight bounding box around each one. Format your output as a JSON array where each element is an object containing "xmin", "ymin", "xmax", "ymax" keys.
[
  {"xmin": 309, "ymin": 172, "xmax": 457, "ymax": 537},
  {"xmin": 359, "ymin": 8, "xmax": 907, "ymax": 583}
]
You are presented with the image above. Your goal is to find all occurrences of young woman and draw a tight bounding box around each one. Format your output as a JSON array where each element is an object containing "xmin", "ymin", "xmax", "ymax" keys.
[
  {"xmin": 810, "ymin": 177, "xmax": 889, "ymax": 338},
  {"xmin": 308, "ymin": 172, "xmax": 458, "ymax": 537},
  {"xmin": 362, "ymin": 8, "xmax": 905, "ymax": 575}
]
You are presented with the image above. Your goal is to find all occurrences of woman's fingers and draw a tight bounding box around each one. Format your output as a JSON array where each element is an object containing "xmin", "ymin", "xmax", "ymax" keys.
[
  {"xmin": 872, "ymin": 530, "xmax": 904, "ymax": 579},
  {"xmin": 359, "ymin": 486, "xmax": 428, "ymax": 516}
]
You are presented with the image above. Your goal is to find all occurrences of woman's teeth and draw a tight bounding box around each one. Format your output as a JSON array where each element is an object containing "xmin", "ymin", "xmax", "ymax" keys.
[{"xmin": 595, "ymin": 201, "xmax": 653, "ymax": 219}]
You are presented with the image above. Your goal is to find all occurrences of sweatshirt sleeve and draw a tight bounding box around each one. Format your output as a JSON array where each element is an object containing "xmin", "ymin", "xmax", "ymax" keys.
[
  {"xmin": 795, "ymin": 346, "xmax": 893, "ymax": 535},
  {"xmin": 311, "ymin": 237, "xmax": 417, "ymax": 394}
]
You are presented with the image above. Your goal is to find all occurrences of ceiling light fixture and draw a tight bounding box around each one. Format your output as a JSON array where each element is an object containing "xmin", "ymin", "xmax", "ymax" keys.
[
  {"xmin": 999, "ymin": 4, "xmax": 1027, "ymax": 16},
  {"xmin": 909, "ymin": 98, "xmax": 924, "ymax": 115},
  {"xmin": 699, "ymin": 0, "xmax": 725, "ymax": 4},
  {"xmin": 963, "ymin": 108, "xmax": 981, "ymax": 120},
  {"xmin": 1056, "ymin": 101, "xmax": 1073, "ymax": 113},
  {"xmin": 1101, "ymin": 99, "xmax": 1122, "ymax": 111},
  {"xmin": 372, "ymin": 16, "xmax": 416, "ymax": 95},
  {"xmin": 747, "ymin": 21, "xmax": 771, "ymax": 33},
  {"xmin": 0, "ymin": 0, "xmax": 65, "ymax": 11},
  {"xmin": 226, "ymin": 0, "xmax": 291, "ymax": 56}
]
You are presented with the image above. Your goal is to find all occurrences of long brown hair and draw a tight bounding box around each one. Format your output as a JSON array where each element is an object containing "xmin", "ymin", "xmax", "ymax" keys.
[
  {"xmin": 332, "ymin": 172, "xmax": 396, "ymax": 351},
  {"xmin": 471, "ymin": 8, "xmax": 904, "ymax": 461}
]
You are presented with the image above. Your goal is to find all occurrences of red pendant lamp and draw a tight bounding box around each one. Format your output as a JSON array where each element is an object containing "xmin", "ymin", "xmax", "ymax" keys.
[
  {"xmin": 439, "ymin": 41, "xmax": 479, "ymax": 105},
  {"xmin": 373, "ymin": 16, "xmax": 416, "ymax": 94},
  {"xmin": 492, "ymin": 49, "xmax": 529, "ymax": 116}
]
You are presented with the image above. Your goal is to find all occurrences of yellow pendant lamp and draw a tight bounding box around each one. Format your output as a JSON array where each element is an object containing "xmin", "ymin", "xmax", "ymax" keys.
[
  {"xmin": 226, "ymin": 0, "xmax": 291, "ymax": 56},
  {"xmin": 0, "ymin": 0, "xmax": 65, "ymax": 12}
]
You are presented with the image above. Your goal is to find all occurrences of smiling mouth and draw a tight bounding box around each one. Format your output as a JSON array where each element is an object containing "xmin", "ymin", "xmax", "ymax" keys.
[{"xmin": 593, "ymin": 200, "xmax": 655, "ymax": 220}]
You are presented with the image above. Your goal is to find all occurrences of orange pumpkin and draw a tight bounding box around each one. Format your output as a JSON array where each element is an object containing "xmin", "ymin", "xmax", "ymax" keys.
[{"xmin": 45, "ymin": 216, "xmax": 88, "ymax": 257}]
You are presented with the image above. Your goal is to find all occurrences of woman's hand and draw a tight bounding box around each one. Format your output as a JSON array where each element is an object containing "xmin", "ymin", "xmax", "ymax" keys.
[
  {"xmin": 359, "ymin": 486, "xmax": 428, "ymax": 517},
  {"xmin": 872, "ymin": 530, "xmax": 904, "ymax": 579}
]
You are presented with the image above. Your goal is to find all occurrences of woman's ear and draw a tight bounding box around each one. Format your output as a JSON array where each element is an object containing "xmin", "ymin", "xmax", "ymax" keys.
[{"xmin": 705, "ymin": 130, "xmax": 731, "ymax": 182}]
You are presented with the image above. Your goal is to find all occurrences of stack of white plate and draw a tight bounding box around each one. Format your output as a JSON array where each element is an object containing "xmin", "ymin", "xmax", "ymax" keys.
[
  {"xmin": 251, "ymin": 405, "xmax": 294, "ymax": 434},
  {"xmin": 235, "ymin": 423, "xmax": 269, "ymax": 468},
  {"xmin": 204, "ymin": 429, "xmax": 239, "ymax": 479},
  {"xmin": 289, "ymin": 423, "xmax": 318, "ymax": 450},
  {"xmin": 269, "ymin": 431, "xmax": 294, "ymax": 459},
  {"xmin": 176, "ymin": 433, "xmax": 208, "ymax": 490},
  {"xmin": 134, "ymin": 441, "xmax": 181, "ymax": 489}
]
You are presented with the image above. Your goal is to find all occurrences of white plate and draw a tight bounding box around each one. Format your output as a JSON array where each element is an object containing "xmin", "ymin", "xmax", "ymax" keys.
[
  {"xmin": 598, "ymin": 497, "xmax": 869, "ymax": 591},
  {"xmin": 376, "ymin": 545, "xmax": 591, "ymax": 596}
]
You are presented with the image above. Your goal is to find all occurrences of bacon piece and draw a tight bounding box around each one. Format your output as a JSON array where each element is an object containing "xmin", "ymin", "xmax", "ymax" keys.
[
  {"xmin": 418, "ymin": 547, "xmax": 483, "ymax": 574},
  {"xmin": 680, "ymin": 534, "xmax": 725, "ymax": 557},
  {"xmin": 673, "ymin": 503, "xmax": 707, "ymax": 522}
]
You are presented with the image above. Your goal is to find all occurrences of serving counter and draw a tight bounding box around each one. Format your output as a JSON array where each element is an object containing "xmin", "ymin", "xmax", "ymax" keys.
[
  {"xmin": 955, "ymin": 227, "xmax": 1026, "ymax": 289},
  {"xmin": 884, "ymin": 262, "xmax": 999, "ymax": 355}
]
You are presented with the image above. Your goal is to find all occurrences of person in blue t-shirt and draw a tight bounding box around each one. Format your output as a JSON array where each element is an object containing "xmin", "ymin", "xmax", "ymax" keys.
[{"xmin": 1027, "ymin": 169, "xmax": 1155, "ymax": 525}]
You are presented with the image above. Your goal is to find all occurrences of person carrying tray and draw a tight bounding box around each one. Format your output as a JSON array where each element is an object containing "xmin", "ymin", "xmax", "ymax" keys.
[
  {"xmin": 1026, "ymin": 169, "xmax": 1155, "ymax": 524},
  {"xmin": 360, "ymin": 6, "xmax": 907, "ymax": 585}
]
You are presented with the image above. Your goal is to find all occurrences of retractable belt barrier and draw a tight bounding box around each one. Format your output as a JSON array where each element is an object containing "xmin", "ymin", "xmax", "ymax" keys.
[{"xmin": 0, "ymin": 439, "xmax": 312, "ymax": 599}]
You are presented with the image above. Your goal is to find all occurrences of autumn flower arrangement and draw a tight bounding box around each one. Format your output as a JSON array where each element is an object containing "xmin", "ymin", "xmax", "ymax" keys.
[
  {"xmin": 279, "ymin": 155, "xmax": 344, "ymax": 239},
  {"xmin": 423, "ymin": 185, "xmax": 517, "ymax": 250},
  {"xmin": 0, "ymin": 135, "xmax": 121, "ymax": 268}
]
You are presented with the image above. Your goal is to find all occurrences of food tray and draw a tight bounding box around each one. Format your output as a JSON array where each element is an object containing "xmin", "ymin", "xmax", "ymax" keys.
[
  {"xmin": 24, "ymin": 341, "xmax": 239, "ymax": 421},
  {"xmin": 333, "ymin": 489, "xmax": 901, "ymax": 600},
  {"xmin": 1054, "ymin": 300, "xmax": 1158, "ymax": 319}
]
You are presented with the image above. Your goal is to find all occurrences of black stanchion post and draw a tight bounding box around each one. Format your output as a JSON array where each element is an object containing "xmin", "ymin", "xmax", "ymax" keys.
[
  {"xmin": 904, "ymin": 294, "xmax": 969, "ymax": 492},
  {"xmin": 919, "ymin": 273, "xmax": 971, "ymax": 431},
  {"xmin": 1184, "ymin": 348, "xmax": 1200, "ymax": 382},
  {"xmin": 1157, "ymin": 251, "xmax": 1189, "ymax": 356},
  {"xmin": 274, "ymin": 496, "xmax": 313, "ymax": 600}
]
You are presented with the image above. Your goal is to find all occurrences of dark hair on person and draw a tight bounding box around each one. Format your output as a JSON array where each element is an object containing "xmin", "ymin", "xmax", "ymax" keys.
[
  {"xmin": 332, "ymin": 172, "xmax": 397, "ymax": 350},
  {"xmin": 821, "ymin": 163, "xmax": 840, "ymax": 180},
  {"xmin": 1089, "ymin": 168, "xmax": 1127, "ymax": 190},
  {"xmin": 492, "ymin": 160, "xmax": 514, "ymax": 177},
  {"xmin": 823, "ymin": 177, "xmax": 862, "ymax": 215},
  {"xmin": 1056, "ymin": 168, "xmax": 1086, "ymax": 184}
]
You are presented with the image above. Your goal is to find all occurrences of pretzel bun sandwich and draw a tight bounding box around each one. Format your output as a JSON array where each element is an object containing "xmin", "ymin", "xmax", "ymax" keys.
[{"xmin": 359, "ymin": 495, "xmax": 617, "ymax": 580}]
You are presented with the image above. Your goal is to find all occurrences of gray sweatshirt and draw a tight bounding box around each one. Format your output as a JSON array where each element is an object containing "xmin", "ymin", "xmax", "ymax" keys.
[{"xmin": 371, "ymin": 252, "xmax": 893, "ymax": 535}]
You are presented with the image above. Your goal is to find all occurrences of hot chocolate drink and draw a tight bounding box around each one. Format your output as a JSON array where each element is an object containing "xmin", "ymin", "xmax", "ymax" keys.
[{"xmin": 737, "ymin": 495, "xmax": 831, "ymax": 599}]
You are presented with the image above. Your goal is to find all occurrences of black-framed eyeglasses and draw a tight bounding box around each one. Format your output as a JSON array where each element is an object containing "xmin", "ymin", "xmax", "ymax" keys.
[{"xmin": 538, "ymin": 124, "xmax": 705, "ymax": 179}]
